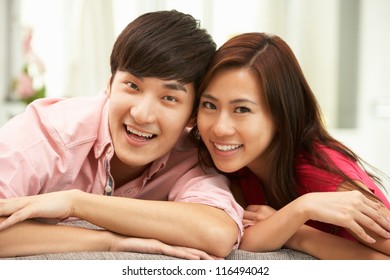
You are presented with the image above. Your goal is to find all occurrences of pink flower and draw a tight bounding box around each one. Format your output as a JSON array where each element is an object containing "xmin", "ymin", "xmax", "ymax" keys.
[
  {"xmin": 15, "ymin": 73, "xmax": 34, "ymax": 98},
  {"xmin": 22, "ymin": 27, "xmax": 33, "ymax": 55}
]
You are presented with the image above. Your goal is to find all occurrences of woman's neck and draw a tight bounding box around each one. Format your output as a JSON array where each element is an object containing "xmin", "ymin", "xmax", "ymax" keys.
[{"xmin": 247, "ymin": 160, "xmax": 269, "ymax": 183}]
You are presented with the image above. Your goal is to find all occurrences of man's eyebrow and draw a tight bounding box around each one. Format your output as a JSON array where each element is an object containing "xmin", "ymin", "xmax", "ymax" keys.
[{"xmin": 164, "ymin": 82, "xmax": 187, "ymax": 93}]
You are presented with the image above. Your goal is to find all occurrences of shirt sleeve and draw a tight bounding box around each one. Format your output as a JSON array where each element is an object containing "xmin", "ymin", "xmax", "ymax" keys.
[
  {"xmin": 296, "ymin": 146, "xmax": 390, "ymax": 208},
  {"xmin": 0, "ymin": 103, "xmax": 68, "ymax": 198},
  {"xmin": 168, "ymin": 168, "xmax": 244, "ymax": 248}
]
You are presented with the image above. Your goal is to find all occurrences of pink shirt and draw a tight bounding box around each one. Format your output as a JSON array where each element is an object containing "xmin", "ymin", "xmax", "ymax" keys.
[{"xmin": 0, "ymin": 93, "xmax": 244, "ymax": 244}]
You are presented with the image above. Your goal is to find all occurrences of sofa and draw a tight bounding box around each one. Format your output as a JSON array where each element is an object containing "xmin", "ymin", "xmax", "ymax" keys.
[{"xmin": 2, "ymin": 219, "xmax": 316, "ymax": 260}]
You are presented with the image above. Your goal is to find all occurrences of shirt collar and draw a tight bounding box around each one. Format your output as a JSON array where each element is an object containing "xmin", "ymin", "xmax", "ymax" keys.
[
  {"xmin": 94, "ymin": 91, "xmax": 113, "ymax": 159},
  {"xmin": 144, "ymin": 151, "xmax": 170, "ymax": 180}
]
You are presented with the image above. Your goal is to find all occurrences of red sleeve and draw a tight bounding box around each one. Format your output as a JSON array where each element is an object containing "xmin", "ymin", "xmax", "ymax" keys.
[{"xmin": 296, "ymin": 146, "xmax": 390, "ymax": 208}]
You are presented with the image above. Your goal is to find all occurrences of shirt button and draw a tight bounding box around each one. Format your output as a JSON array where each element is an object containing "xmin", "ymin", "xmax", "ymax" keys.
[{"xmin": 105, "ymin": 186, "xmax": 112, "ymax": 193}]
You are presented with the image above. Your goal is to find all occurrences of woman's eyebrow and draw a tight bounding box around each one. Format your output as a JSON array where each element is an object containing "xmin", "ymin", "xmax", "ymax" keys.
[
  {"xmin": 201, "ymin": 93, "xmax": 257, "ymax": 105},
  {"xmin": 230, "ymin": 98, "xmax": 257, "ymax": 105},
  {"xmin": 201, "ymin": 93, "xmax": 217, "ymax": 100}
]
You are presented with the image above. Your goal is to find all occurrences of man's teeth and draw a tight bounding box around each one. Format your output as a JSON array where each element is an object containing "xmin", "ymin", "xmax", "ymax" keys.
[
  {"xmin": 214, "ymin": 143, "xmax": 242, "ymax": 151},
  {"xmin": 126, "ymin": 126, "xmax": 154, "ymax": 138}
]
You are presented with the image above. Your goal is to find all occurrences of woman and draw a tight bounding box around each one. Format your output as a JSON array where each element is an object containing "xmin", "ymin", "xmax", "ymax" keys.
[{"xmin": 191, "ymin": 32, "xmax": 390, "ymax": 259}]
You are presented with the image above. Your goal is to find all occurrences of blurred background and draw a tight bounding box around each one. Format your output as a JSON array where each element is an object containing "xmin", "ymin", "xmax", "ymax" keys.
[{"xmin": 1, "ymin": 0, "xmax": 390, "ymax": 183}]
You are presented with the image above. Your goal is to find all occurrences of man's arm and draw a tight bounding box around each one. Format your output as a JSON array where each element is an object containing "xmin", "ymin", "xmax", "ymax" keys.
[
  {"xmin": 0, "ymin": 190, "xmax": 239, "ymax": 258},
  {"xmin": 0, "ymin": 217, "xmax": 112, "ymax": 257},
  {"xmin": 0, "ymin": 217, "xmax": 218, "ymax": 259},
  {"xmin": 72, "ymin": 191, "xmax": 238, "ymax": 257}
]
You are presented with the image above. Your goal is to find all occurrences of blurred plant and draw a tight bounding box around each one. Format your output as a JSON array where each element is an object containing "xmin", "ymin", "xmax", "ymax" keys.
[{"xmin": 13, "ymin": 27, "xmax": 46, "ymax": 104}]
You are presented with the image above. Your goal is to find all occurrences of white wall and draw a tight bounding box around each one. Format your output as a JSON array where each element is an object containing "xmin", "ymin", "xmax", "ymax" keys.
[
  {"xmin": 0, "ymin": 0, "xmax": 7, "ymax": 105},
  {"xmin": 331, "ymin": 0, "xmax": 390, "ymax": 184},
  {"xmin": 2, "ymin": 0, "xmax": 390, "ymax": 185}
]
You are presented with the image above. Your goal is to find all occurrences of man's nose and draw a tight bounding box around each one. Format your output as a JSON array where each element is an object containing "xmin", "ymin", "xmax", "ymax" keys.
[{"xmin": 130, "ymin": 96, "xmax": 157, "ymax": 124}]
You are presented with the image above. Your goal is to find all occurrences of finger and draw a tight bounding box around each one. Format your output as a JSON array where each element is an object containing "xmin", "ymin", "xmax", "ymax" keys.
[
  {"xmin": 242, "ymin": 219, "xmax": 255, "ymax": 229},
  {"xmin": 0, "ymin": 199, "xmax": 23, "ymax": 217},
  {"xmin": 351, "ymin": 196, "xmax": 390, "ymax": 238},
  {"xmin": 0, "ymin": 207, "xmax": 34, "ymax": 230},
  {"xmin": 363, "ymin": 199, "xmax": 390, "ymax": 233},
  {"xmin": 178, "ymin": 247, "xmax": 214, "ymax": 260},
  {"xmin": 246, "ymin": 205, "xmax": 261, "ymax": 211},
  {"xmin": 165, "ymin": 247, "xmax": 210, "ymax": 260},
  {"xmin": 243, "ymin": 210, "xmax": 256, "ymax": 220},
  {"xmin": 346, "ymin": 221, "xmax": 376, "ymax": 244},
  {"xmin": 243, "ymin": 218, "xmax": 254, "ymax": 225},
  {"xmin": 354, "ymin": 209, "xmax": 390, "ymax": 239}
]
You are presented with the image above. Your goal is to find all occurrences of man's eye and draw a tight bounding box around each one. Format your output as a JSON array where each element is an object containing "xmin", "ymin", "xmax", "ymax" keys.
[
  {"xmin": 126, "ymin": 82, "xmax": 139, "ymax": 91},
  {"xmin": 235, "ymin": 107, "xmax": 250, "ymax": 113},
  {"xmin": 162, "ymin": 96, "xmax": 178, "ymax": 103},
  {"xmin": 201, "ymin": 101, "xmax": 216, "ymax": 109}
]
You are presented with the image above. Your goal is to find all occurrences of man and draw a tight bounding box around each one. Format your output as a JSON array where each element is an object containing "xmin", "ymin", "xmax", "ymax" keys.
[{"xmin": 0, "ymin": 10, "xmax": 243, "ymax": 259}]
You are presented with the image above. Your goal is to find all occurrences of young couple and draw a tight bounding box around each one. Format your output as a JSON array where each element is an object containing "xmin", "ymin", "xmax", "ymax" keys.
[{"xmin": 0, "ymin": 10, "xmax": 389, "ymax": 259}]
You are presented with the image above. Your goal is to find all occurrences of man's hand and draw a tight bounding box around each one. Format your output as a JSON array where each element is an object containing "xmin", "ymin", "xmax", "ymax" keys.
[
  {"xmin": 0, "ymin": 190, "xmax": 79, "ymax": 230},
  {"xmin": 109, "ymin": 234, "xmax": 221, "ymax": 260}
]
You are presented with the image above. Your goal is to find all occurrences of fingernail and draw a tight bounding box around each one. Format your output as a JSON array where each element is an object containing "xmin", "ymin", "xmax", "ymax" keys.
[{"xmin": 367, "ymin": 236, "xmax": 376, "ymax": 243}]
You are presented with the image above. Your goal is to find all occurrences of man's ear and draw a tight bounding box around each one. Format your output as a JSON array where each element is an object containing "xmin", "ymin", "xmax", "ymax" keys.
[
  {"xmin": 105, "ymin": 75, "xmax": 112, "ymax": 97},
  {"xmin": 186, "ymin": 116, "xmax": 196, "ymax": 128}
]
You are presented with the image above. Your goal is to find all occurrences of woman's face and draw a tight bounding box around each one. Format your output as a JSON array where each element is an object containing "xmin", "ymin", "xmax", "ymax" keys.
[{"xmin": 197, "ymin": 67, "xmax": 276, "ymax": 175}]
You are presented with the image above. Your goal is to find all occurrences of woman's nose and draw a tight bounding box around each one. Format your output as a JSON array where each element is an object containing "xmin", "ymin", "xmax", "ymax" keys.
[{"xmin": 212, "ymin": 113, "xmax": 235, "ymax": 137}]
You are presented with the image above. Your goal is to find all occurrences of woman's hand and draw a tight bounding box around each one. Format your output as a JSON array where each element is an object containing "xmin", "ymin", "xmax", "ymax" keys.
[
  {"xmin": 0, "ymin": 190, "xmax": 79, "ymax": 230},
  {"xmin": 301, "ymin": 190, "xmax": 390, "ymax": 243},
  {"xmin": 109, "ymin": 234, "xmax": 220, "ymax": 260},
  {"xmin": 243, "ymin": 205, "xmax": 276, "ymax": 228}
]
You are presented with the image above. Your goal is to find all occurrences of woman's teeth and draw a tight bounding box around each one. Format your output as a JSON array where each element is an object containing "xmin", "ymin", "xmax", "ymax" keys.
[{"xmin": 214, "ymin": 143, "xmax": 242, "ymax": 151}]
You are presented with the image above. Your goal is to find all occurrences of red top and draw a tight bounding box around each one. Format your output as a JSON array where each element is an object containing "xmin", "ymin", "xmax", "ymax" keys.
[{"xmin": 229, "ymin": 145, "xmax": 390, "ymax": 241}]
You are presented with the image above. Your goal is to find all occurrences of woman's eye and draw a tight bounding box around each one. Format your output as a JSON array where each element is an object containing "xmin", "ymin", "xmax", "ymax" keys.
[
  {"xmin": 235, "ymin": 107, "xmax": 250, "ymax": 113},
  {"xmin": 126, "ymin": 82, "xmax": 139, "ymax": 91},
  {"xmin": 201, "ymin": 101, "xmax": 216, "ymax": 110},
  {"xmin": 162, "ymin": 96, "xmax": 178, "ymax": 103}
]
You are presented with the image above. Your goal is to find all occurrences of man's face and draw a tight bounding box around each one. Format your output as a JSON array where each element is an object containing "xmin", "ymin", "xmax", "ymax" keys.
[{"xmin": 107, "ymin": 71, "xmax": 195, "ymax": 169}]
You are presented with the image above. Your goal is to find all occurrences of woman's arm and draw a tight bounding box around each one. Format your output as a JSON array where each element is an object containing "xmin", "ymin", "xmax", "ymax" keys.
[
  {"xmin": 239, "ymin": 190, "xmax": 390, "ymax": 252},
  {"xmin": 286, "ymin": 224, "xmax": 390, "ymax": 260},
  {"xmin": 240, "ymin": 204, "xmax": 389, "ymax": 259},
  {"xmin": 0, "ymin": 190, "xmax": 238, "ymax": 258}
]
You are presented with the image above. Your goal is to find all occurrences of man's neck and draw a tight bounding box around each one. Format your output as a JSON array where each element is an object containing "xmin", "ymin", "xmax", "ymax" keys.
[{"xmin": 109, "ymin": 154, "xmax": 149, "ymax": 188}]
